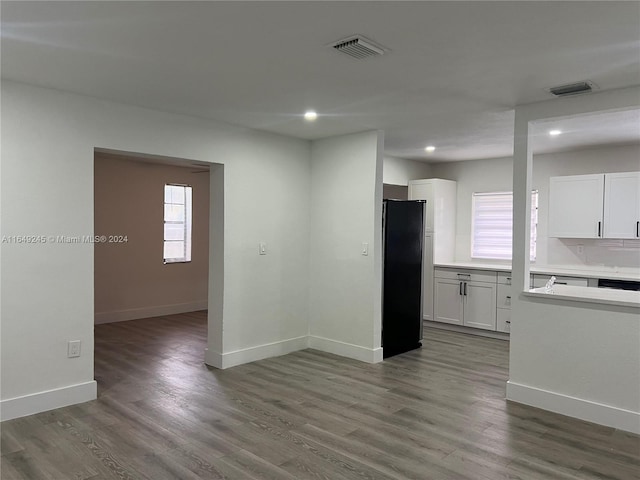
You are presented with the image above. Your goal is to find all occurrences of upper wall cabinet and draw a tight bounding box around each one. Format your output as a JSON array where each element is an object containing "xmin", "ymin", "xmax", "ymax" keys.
[
  {"xmin": 603, "ymin": 172, "xmax": 640, "ymax": 239},
  {"xmin": 549, "ymin": 172, "xmax": 640, "ymax": 239},
  {"xmin": 549, "ymin": 174, "xmax": 604, "ymax": 238}
]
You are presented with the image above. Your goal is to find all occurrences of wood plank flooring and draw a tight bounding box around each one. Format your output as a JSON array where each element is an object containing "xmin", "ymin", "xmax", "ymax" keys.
[{"xmin": 2, "ymin": 311, "xmax": 638, "ymax": 479}]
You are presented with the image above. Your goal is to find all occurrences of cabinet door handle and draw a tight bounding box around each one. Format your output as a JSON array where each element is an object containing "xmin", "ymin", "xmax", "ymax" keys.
[
  {"xmin": 463, "ymin": 282, "xmax": 467, "ymax": 296},
  {"xmin": 459, "ymin": 282, "xmax": 463, "ymax": 296},
  {"xmin": 505, "ymin": 320, "xmax": 511, "ymax": 324},
  {"xmin": 598, "ymin": 221, "xmax": 602, "ymax": 237},
  {"xmin": 556, "ymin": 282, "xmax": 567, "ymax": 285},
  {"xmin": 506, "ymin": 296, "xmax": 511, "ymax": 299},
  {"xmin": 636, "ymin": 221, "xmax": 639, "ymax": 238}
]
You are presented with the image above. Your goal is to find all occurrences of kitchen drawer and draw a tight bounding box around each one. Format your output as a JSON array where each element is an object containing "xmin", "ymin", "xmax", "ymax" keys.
[
  {"xmin": 497, "ymin": 284, "xmax": 512, "ymax": 309},
  {"xmin": 498, "ymin": 272, "xmax": 534, "ymax": 288},
  {"xmin": 434, "ymin": 268, "xmax": 497, "ymax": 283},
  {"xmin": 532, "ymin": 275, "xmax": 589, "ymax": 288},
  {"xmin": 497, "ymin": 272, "xmax": 513, "ymax": 285},
  {"xmin": 497, "ymin": 308, "xmax": 511, "ymax": 333}
]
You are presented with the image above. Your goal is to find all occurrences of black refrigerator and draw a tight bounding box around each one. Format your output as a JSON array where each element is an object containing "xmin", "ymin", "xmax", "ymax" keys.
[{"xmin": 382, "ymin": 199, "xmax": 425, "ymax": 359}]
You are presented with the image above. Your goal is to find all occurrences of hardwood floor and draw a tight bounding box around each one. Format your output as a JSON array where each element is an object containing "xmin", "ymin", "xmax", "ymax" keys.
[{"xmin": 2, "ymin": 311, "xmax": 638, "ymax": 479}]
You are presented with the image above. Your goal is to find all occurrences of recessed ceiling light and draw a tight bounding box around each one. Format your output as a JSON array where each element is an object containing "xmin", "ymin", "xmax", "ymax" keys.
[
  {"xmin": 425, "ymin": 145, "xmax": 436, "ymax": 152},
  {"xmin": 549, "ymin": 130, "xmax": 562, "ymax": 136},
  {"xmin": 304, "ymin": 111, "xmax": 318, "ymax": 121}
]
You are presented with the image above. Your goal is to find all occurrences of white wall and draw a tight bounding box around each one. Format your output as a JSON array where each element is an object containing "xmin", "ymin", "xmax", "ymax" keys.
[
  {"xmin": 430, "ymin": 157, "xmax": 513, "ymax": 265},
  {"xmin": 208, "ymin": 129, "xmax": 311, "ymax": 366},
  {"xmin": 309, "ymin": 131, "xmax": 384, "ymax": 363},
  {"xmin": 534, "ymin": 144, "xmax": 640, "ymax": 267},
  {"xmin": 508, "ymin": 300, "xmax": 640, "ymax": 432},
  {"xmin": 383, "ymin": 155, "xmax": 432, "ymax": 186},
  {"xmin": 509, "ymin": 86, "xmax": 640, "ymax": 434},
  {"xmin": 1, "ymin": 81, "xmax": 311, "ymax": 418},
  {"xmin": 430, "ymin": 143, "xmax": 640, "ymax": 266}
]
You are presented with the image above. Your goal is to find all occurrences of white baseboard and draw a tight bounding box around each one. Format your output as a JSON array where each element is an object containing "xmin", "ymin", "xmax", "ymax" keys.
[
  {"xmin": 506, "ymin": 381, "xmax": 640, "ymax": 434},
  {"xmin": 1, "ymin": 381, "xmax": 97, "ymax": 422},
  {"xmin": 308, "ymin": 335, "xmax": 383, "ymax": 364},
  {"xmin": 205, "ymin": 334, "xmax": 383, "ymax": 369},
  {"xmin": 205, "ymin": 335, "xmax": 309, "ymax": 369},
  {"xmin": 204, "ymin": 348, "xmax": 223, "ymax": 369},
  {"xmin": 95, "ymin": 301, "xmax": 208, "ymax": 324}
]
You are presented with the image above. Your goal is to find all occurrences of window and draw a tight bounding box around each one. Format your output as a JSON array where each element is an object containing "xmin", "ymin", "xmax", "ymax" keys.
[
  {"xmin": 471, "ymin": 190, "xmax": 538, "ymax": 261},
  {"xmin": 164, "ymin": 184, "xmax": 192, "ymax": 263}
]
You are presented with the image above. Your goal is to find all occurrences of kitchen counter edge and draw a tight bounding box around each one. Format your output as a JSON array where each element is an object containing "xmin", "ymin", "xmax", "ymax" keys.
[
  {"xmin": 434, "ymin": 262, "xmax": 640, "ymax": 282},
  {"xmin": 525, "ymin": 285, "xmax": 640, "ymax": 308}
]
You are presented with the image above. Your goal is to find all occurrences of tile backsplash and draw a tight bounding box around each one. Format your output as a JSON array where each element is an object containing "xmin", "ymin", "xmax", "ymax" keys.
[{"xmin": 548, "ymin": 238, "xmax": 640, "ymax": 269}]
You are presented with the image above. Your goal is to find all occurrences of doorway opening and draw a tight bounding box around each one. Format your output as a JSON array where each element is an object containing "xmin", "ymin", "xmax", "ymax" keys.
[{"xmin": 93, "ymin": 148, "xmax": 218, "ymax": 394}]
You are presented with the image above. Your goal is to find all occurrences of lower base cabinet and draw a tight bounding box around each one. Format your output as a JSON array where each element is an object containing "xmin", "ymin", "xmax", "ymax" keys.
[
  {"xmin": 433, "ymin": 278, "xmax": 464, "ymax": 326},
  {"xmin": 433, "ymin": 267, "xmax": 589, "ymax": 335},
  {"xmin": 464, "ymin": 281, "xmax": 497, "ymax": 330},
  {"xmin": 496, "ymin": 308, "xmax": 511, "ymax": 333},
  {"xmin": 496, "ymin": 273, "xmax": 512, "ymax": 333},
  {"xmin": 434, "ymin": 269, "xmax": 496, "ymax": 331}
]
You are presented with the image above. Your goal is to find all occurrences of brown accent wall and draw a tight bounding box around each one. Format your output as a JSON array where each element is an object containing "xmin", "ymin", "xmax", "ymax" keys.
[{"xmin": 94, "ymin": 153, "xmax": 209, "ymax": 323}]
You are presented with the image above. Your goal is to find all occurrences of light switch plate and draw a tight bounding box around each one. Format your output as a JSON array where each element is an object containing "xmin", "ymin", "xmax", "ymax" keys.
[{"xmin": 361, "ymin": 242, "xmax": 369, "ymax": 256}]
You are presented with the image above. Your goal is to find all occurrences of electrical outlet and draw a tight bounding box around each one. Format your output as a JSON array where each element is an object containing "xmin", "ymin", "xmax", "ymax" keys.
[
  {"xmin": 68, "ymin": 340, "xmax": 81, "ymax": 358},
  {"xmin": 577, "ymin": 245, "xmax": 584, "ymax": 255},
  {"xmin": 259, "ymin": 242, "xmax": 267, "ymax": 255}
]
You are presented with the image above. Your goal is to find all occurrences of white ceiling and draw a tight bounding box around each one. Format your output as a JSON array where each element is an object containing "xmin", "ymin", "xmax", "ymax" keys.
[
  {"xmin": 2, "ymin": 1, "xmax": 639, "ymax": 162},
  {"xmin": 531, "ymin": 108, "xmax": 640, "ymax": 155}
]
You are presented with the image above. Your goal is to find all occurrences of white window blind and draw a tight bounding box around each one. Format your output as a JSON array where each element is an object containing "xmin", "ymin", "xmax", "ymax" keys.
[
  {"xmin": 164, "ymin": 184, "xmax": 192, "ymax": 263},
  {"xmin": 471, "ymin": 191, "xmax": 538, "ymax": 261}
]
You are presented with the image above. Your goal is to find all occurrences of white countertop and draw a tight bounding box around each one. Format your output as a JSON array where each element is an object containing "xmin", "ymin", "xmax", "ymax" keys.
[
  {"xmin": 434, "ymin": 262, "xmax": 640, "ymax": 282},
  {"xmin": 525, "ymin": 285, "xmax": 640, "ymax": 308}
]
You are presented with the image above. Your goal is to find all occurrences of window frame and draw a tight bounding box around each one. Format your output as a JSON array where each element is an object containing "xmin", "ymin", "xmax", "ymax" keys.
[
  {"xmin": 471, "ymin": 190, "xmax": 538, "ymax": 261},
  {"xmin": 163, "ymin": 183, "xmax": 192, "ymax": 264}
]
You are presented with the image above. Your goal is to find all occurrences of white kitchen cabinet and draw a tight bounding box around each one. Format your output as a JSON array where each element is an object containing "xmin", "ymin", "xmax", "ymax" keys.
[
  {"xmin": 409, "ymin": 179, "xmax": 456, "ymax": 323},
  {"xmin": 497, "ymin": 272, "xmax": 512, "ymax": 285},
  {"xmin": 496, "ymin": 309, "xmax": 511, "ymax": 333},
  {"xmin": 434, "ymin": 278, "xmax": 464, "ymax": 325},
  {"xmin": 496, "ymin": 283, "xmax": 512, "ymax": 309},
  {"xmin": 496, "ymin": 273, "xmax": 512, "ymax": 333},
  {"xmin": 549, "ymin": 172, "xmax": 640, "ymax": 239},
  {"xmin": 423, "ymin": 234, "xmax": 434, "ymax": 321},
  {"xmin": 409, "ymin": 180, "xmax": 435, "ymax": 232},
  {"xmin": 408, "ymin": 179, "xmax": 456, "ymax": 263},
  {"xmin": 603, "ymin": 172, "xmax": 640, "ymax": 239},
  {"xmin": 434, "ymin": 268, "xmax": 496, "ymax": 331},
  {"xmin": 549, "ymin": 174, "xmax": 604, "ymax": 238},
  {"xmin": 464, "ymin": 281, "xmax": 497, "ymax": 330}
]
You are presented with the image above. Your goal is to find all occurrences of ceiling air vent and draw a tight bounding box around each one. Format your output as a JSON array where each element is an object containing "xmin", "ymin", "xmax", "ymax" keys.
[
  {"xmin": 331, "ymin": 35, "xmax": 386, "ymax": 59},
  {"xmin": 548, "ymin": 81, "xmax": 597, "ymax": 97}
]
